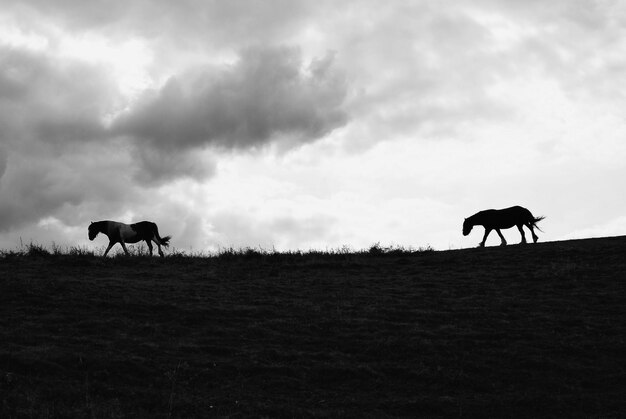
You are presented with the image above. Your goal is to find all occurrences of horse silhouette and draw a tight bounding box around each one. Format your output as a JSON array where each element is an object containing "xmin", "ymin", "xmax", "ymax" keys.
[
  {"xmin": 88, "ymin": 220, "xmax": 171, "ymax": 257},
  {"xmin": 463, "ymin": 206, "xmax": 544, "ymax": 247}
]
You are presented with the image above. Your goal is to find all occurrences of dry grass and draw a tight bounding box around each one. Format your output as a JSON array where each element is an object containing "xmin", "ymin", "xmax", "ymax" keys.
[{"xmin": 1, "ymin": 237, "xmax": 625, "ymax": 417}]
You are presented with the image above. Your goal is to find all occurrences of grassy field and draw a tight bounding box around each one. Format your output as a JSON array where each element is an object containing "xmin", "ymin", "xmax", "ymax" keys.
[{"xmin": 1, "ymin": 237, "xmax": 625, "ymax": 418}]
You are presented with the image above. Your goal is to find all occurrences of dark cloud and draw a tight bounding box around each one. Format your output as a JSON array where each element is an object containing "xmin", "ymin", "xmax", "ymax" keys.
[
  {"xmin": 0, "ymin": 144, "xmax": 138, "ymax": 233},
  {"xmin": 0, "ymin": 47, "xmax": 127, "ymax": 232},
  {"xmin": 0, "ymin": 158, "xmax": 82, "ymax": 232},
  {"xmin": 131, "ymin": 147, "xmax": 216, "ymax": 185},
  {"xmin": 0, "ymin": 148, "xmax": 7, "ymax": 180},
  {"xmin": 0, "ymin": 48, "xmax": 115, "ymax": 147},
  {"xmin": 0, "ymin": 44, "xmax": 151, "ymax": 238},
  {"xmin": 111, "ymin": 46, "xmax": 348, "ymax": 183},
  {"xmin": 114, "ymin": 46, "xmax": 348, "ymax": 151}
]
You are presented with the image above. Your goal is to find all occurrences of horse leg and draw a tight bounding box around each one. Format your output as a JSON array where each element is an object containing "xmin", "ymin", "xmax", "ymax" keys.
[
  {"xmin": 517, "ymin": 224, "xmax": 527, "ymax": 244},
  {"xmin": 146, "ymin": 240, "xmax": 153, "ymax": 256},
  {"xmin": 120, "ymin": 241, "xmax": 130, "ymax": 256},
  {"xmin": 103, "ymin": 241, "xmax": 115, "ymax": 257},
  {"xmin": 527, "ymin": 223, "xmax": 539, "ymax": 243},
  {"xmin": 480, "ymin": 228, "xmax": 492, "ymax": 247},
  {"xmin": 155, "ymin": 240, "xmax": 164, "ymax": 257},
  {"xmin": 496, "ymin": 229, "xmax": 507, "ymax": 246}
]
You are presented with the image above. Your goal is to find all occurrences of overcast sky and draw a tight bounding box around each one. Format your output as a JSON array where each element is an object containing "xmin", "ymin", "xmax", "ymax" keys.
[{"xmin": 1, "ymin": 0, "xmax": 625, "ymax": 252}]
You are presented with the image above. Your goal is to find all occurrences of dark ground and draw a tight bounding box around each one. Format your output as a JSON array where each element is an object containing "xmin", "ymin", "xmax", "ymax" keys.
[{"xmin": 1, "ymin": 237, "xmax": 625, "ymax": 418}]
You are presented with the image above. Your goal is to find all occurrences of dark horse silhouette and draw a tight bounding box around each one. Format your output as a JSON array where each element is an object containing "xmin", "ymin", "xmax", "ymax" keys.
[
  {"xmin": 463, "ymin": 206, "xmax": 544, "ymax": 247},
  {"xmin": 88, "ymin": 220, "xmax": 171, "ymax": 257}
]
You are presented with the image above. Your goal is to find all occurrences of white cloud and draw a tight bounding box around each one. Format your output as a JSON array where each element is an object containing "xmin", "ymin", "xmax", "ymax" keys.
[{"xmin": 58, "ymin": 35, "xmax": 153, "ymax": 98}]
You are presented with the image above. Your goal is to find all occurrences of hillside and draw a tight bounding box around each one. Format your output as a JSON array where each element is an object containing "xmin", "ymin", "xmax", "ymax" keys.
[{"xmin": 1, "ymin": 237, "xmax": 625, "ymax": 418}]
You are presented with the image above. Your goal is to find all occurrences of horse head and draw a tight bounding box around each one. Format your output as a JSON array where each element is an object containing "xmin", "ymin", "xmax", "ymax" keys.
[
  {"xmin": 462, "ymin": 218, "xmax": 473, "ymax": 236},
  {"xmin": 88, "ymin": 222, "xmax": 99, "ymax": 240}
]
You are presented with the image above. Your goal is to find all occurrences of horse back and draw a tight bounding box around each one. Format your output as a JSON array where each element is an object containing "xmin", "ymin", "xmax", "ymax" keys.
[
  {"xmin": 130, "ymin": 221, "xmax": 157, "ymax": 240},
  {"xmin": 506, "ymin": 205, "xmax": 534, "ymax": 220},
  {"xmin": 477, "ymin": 206, "xmax": 532, "ymax": 229}
]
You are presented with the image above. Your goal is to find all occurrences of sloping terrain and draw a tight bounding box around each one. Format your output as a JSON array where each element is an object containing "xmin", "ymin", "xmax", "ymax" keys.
[{"xmin": 1, "ymin": 237, "xmax": 625, "ymax": 417}]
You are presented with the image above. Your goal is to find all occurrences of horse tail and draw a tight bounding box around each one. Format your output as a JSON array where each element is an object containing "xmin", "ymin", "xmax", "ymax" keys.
[
  {"xmin": 160, "ymin": 235, "xmax": 172, "ymax": 247},
  {"xmin": 531, "ymin": 215, "xmax": 545, "ymax": 232},
  {"xmin": 153, "ymin": 224, "xmax": 171, "ymax": 247}
]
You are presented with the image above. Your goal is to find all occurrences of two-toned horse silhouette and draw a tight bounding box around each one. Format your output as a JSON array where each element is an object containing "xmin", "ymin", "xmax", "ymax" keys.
[
  {"xmin": 463, "ymin": 206, "xmax": 544, "ymax": 247},
  {"xmin": 88, "ymin": 220, "xmax": 171, "ymax": 257}
]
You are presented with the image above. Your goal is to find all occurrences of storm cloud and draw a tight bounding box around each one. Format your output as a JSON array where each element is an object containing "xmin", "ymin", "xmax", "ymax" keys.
[
  {"xmin": 0, "ymin": 46, "xmax": 124, "ymax": 232},
  {"xmin": 0, "ymin": 48, "xmax": 115, "ymax": 147},
  {"xmin": 114, "ymin": 46, "xmax": 348, "ymax": 151}
]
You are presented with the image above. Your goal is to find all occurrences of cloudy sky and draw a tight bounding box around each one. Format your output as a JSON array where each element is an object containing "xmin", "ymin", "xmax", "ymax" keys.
[{"xmin": 1, "ymin": 0, "xmax": 625, "ymax": 252}]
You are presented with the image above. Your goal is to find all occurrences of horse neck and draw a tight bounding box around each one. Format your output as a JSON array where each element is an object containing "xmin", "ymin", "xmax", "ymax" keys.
[
  {"xmin": 94, "ymin": 221, "xmax": 110, "ymax": 234},
  {"xmin": 468, "ymin": 213, "xmax": 483, "ymax": 226}
]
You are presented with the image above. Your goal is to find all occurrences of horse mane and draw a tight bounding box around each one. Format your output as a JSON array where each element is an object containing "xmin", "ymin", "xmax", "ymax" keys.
[
  {"xmin": 466, "ymin": 212, "xmax": 484, "ymax": 223},
  {"xmin": 89, "ymin": 221, "xmax": 106, "ymax": 233}
]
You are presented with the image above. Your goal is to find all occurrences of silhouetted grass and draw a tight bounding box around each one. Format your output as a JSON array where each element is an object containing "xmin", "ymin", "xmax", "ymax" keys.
[
  {"xmin": 1, "ymin": 242, "xmax": 433, "ymax": 261},
  {"xmin": 1, "ymin": 237, "xmax": 624, "ymax": 417}
]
